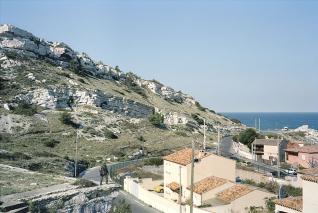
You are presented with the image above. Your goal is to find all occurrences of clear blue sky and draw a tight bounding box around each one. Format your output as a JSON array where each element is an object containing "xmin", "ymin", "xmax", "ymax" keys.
[{"xmin": 1, "ymin": 0, "xmax": 317, "ymax": 112}]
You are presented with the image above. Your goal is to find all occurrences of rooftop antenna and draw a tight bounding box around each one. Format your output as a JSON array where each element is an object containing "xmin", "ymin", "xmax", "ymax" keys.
[{"xmin": 203, "ymin": 119, "xmax": 206, "ymax": 150}]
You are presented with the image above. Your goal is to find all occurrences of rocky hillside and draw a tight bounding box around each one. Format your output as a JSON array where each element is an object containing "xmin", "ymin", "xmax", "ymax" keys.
[{"xmin": 0, "ymin": 24, "xmax": 242, "ymax": 175}]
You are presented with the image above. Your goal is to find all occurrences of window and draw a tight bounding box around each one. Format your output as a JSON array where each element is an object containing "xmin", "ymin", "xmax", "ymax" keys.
[{"xmin": 301, "ymin": 155, "xmax": 306, "ymax": 161}]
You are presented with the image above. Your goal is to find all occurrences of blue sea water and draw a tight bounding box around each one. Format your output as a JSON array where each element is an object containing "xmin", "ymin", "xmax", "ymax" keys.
[{"xmin": 221, "ymin": 112, "xmax": 318, "ymax": 131}]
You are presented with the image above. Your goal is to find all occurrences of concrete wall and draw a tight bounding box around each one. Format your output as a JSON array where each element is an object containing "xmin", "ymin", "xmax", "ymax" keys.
[
  {"xmin": 263, "ymin": 145, "xmax": 278, "ymax": 161},
  {"xmin": 231, "ymin": 190, "xmax": 275, "ymax": 213},
  {"xmin": 275, "ymin": 205, "xmax": 300, "ymax": 213},
  {"xmin": 186, "ymin": 154, "xmax": 236, "ymax": 185},
  {"xmin": 303, "ymin": 179, "xmax": 318, "ymax": 213},
  {"xmin": 163, "ymin": 160, "xmax": 187, "ymax": 199},
  {"xmin": 286, "ymin": 153, "xmax": 299, "ymax": 167},
  {"xmin": 124, "ymin": 177, "xmax": 210, "ymax": 213}
]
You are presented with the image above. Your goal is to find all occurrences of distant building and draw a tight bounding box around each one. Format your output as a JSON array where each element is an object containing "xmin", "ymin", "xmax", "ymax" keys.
[
  {"xmin": 251, "ymin": 139, "xmax": 288, "ymax": 165},
  {"xmin": 285, "ymin": 145, "xmax": 318, "ymax": 169}
]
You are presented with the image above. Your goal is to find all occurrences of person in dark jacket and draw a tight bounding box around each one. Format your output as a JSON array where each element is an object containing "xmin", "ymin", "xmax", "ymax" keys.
[{"xmin": 99, "ymin": 164, "xmax": 109, "ymax": 185}]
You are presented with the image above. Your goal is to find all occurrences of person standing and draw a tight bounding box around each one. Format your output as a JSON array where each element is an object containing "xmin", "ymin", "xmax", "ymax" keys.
[{"xmin": 99, "ymin": 164, "xmax": 109, "ymax": 185}]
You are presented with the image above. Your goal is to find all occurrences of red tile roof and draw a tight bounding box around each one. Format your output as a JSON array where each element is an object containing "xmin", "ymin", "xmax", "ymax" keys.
[
  {"xmin": 285, "ymin": 145, "xmax": 318, "ymax": 154},
  {"xmin": 163, "ymin": 148, "xmax": 211, "ymax": 166},
  {"xmin": 274, "ymin": 196, "xmax": 303, "ymax": 212},
  {"xmin": 217, "ymin": 185, "xmax": 252, "ymax": 202},
  {"xmin": 188, "ymin": 176, "xmax": 228, "ymax": 194},
  {"xmin": 301, "ymin": 175, "xmax": 318, "ymax": 183},
  {"xmin": 166, "ymin": 182, "xmax": 180, "ymax": 192}
]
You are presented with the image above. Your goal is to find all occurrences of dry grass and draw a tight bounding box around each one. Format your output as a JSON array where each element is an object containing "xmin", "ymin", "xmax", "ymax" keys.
[{"xmin": 0, "ymin": 166, "xmax": 69, "ymax": 196}]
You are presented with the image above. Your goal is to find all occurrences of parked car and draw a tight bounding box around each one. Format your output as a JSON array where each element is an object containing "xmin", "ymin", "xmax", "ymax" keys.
[
  {"xmin": 270, "ymin": 171, "xmax": 287, "ymax": 178},
  {"xmin": 235, "ymin": 176, "xmax": 242, "ymax": 183},
  {"xmin": 154, "ymin": 184, "xmax": 164, "ymax": 193},
  {"xmin": 285, "ymin": 168, "xmax": 297, "ymax": 175}
]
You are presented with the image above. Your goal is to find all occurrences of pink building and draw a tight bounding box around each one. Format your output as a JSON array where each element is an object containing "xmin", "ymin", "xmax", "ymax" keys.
[{"xmin": 285, "ymin": 145, "xmax": 318, "ymax": 168}]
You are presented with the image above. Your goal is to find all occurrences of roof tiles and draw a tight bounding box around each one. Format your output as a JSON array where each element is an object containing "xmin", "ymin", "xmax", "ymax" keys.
[
  {"xmin": 217, "ymin": 185, "xmax": 252, "ymax": 203},
  {"xmin": 188, "ymin": 176, "xmax": 228, "ymax": 194},
  {"xmin": 274, "ymin": 196, "xmax": 303, "ymax": 212},
  {"xmin": 163, "ymin": 148, "xmax": 211, "ymax": 166},
  {"xmin": 285, "ymin": 145, "xmax": 318, "ymax": 154}
]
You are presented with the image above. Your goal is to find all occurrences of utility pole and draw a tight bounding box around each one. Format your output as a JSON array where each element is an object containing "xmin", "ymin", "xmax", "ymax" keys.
[
  {"xmin": 277, "ymin": 141, "xmax": 280, "ymax": 178},
  {"xmin": 203, "ymin": 119, "xmax": 206, "ymax": 150},
  {"xmin": 74, "ymin": 130, "xmax": 78, "ymax": 177},
  {"xmin": 190, "ymin": 141, "xmax": 195, "ymax": 213},
  {"xmin": 217, "ymin": 126, "xmax": 220, "ymax": 156},
  {"xmin": 179, "ymin": 165, "xmax": 182, "ymax": 213},
  {"xmin": 255, "ymin": 118, "xmax": 257, "ymax": 130}
]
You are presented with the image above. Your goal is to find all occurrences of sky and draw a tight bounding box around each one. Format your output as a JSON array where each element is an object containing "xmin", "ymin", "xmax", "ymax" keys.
[{"xmin": 1, "ymin": 0, "xmax": 317, "ymax": 112}]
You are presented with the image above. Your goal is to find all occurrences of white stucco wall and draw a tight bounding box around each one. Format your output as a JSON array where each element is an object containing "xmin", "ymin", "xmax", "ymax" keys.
[
  {"xmin": 303, "ymin": 179, "xmax": 318, "ymax": 213},
  {"xmin": 164, "ymin": 160, "xmax": 187, "ymax": 199},
  {"xmin": 186, "ymin": 154, "xmax": 236, "ymax": 185},
  {"xmin": 263, "ymin": 145, "xmax": 278, "ymax": 161}
]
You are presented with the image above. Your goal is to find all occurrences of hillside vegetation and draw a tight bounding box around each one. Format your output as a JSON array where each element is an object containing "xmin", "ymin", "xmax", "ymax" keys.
[{"xmin": 0, "ymin": 24, "xmax": 243, "ymax": 176}]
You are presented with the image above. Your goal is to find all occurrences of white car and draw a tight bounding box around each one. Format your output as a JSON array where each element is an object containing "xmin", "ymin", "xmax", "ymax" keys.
[{"xmin": 285, "ymin": 168, "xmax": 297, "ymax": 175}]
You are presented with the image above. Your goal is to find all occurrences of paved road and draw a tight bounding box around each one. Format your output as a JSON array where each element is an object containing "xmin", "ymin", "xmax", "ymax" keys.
[
  {"xmin": 219, "ymin": 136, "xmax": 287, "ymax": 176},
  {"xmin": 81, "ymin": 166, "xmax": 160, "ymax": 213},
  {"xmin": 80, "ymin": 166, "xmax": 101, "ymax": 185}
]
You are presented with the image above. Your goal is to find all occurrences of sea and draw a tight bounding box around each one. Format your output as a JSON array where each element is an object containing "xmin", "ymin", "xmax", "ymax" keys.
[{"xmin": 221, "ymin": 112, "xmax": 318, "ymax": 131}]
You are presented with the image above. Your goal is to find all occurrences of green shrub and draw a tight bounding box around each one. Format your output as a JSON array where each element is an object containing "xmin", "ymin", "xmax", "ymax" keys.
[
  {"xmin": 195, "ymin": 101, "xmax": 206, "ymax": 111},
  {"xmin": 110, "ymin": 199, "xmax": 131, "ymax": 213},
  {"xmin": 59, "ymin": 112, "xmax": 80, "ymax": 128},
  {"xmin": 284, "ymin": 185, "xmax": 302, "ymax": 196},
  {"xmin": 144, "ymin": 158, "xmax": 163, "ymax": 166},
  {"xmin": 69, "ymin": 59, "xmax": 80, "ymax": 74},
  {"xmin": 148, "ymin": 113, "xmax": 164, "ymax": 128},
  {"xmin": 58, "ymin": 72, "xmax": 71, "ymax": 78},
  {"xmin": 265, "ymin": 197, "xmax": 276, "ymax": 213},
  {"xmin": 175, "ymin": 131, "xmax": 188, "ymax": 137},
  {"xmin": 12, "ymin": 102, "xmax": 38, "ymax": 116},
  {"xmin": 238, "ymin": 128, "xmax": 259, "ymax": 149},
  {"xmin": 0, "ymin": 151, "xmax": 32, "ymax": 160},
  {"xmin": 72, "ymin": 179, "xmax": 97, "ymax": 188},
  {"xmin": 230, "ymin": 118, "xmax": 241, "ymax": 124},
  {"xmin": 104, "ymin": 129, "xmax": 118, "ymax": 139},
  {"xmin": 6, "ymin": 51, "xmax": 19, "ymax": 60},
  {"xmin": 137, "ymin": 135, "xmax": 146, "ymax": 142},
  {"xmin": 78, "ymin": 78, "xmax": 86, "ymax": 84},
  {"xmin": 43, "ymin": 139, "xmax": 60, "ymax": 148},
  {"xmin": 191, "ymin": 113, "xmax": 204, "ymax": 125}
]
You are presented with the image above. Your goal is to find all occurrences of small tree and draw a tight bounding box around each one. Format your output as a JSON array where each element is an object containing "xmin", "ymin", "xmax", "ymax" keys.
[
  {"xmin": 148, "ymin": 112, "xmax": 164, "ymax": 128},
  {"xmin": 59, "ymin": 112, "xmax": 80, "ymax": 128},
  {"xmin": 238, "ymin": 128, "xmax": 259, "ymax": 149}
]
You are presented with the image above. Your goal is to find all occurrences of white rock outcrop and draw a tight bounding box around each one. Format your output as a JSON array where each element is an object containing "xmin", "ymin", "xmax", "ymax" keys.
[{"xmin": 15, "ymin": 88, "xmax": 154, "ymax": 118}]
